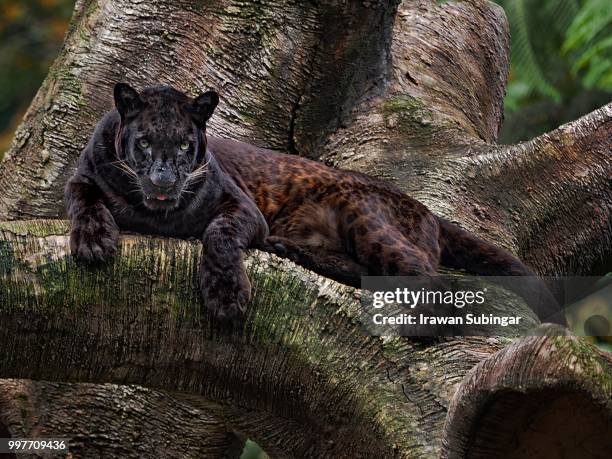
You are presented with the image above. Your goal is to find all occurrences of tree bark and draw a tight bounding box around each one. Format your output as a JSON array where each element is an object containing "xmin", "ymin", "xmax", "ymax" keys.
[
  {"xmin": 0, "ymin": 220, "xmax": 502, "ymax": 457},
  {"xmin": 441, "ymin": 325, "xmax": 612, "ymax": 458},
  {"xmin": 0, "ymin": 0, "xmax": 610, "ymax": 457},
  {"xmin": 0, "ymin": 220, "xmax": 612, "ymax": 457},
  {"xmin": 0, "ymin": 379, "xmax": 231, "ymax": 458},
  {"xmin": 1, "ymin": 221, "xmax": 610, "ymax": 458}
]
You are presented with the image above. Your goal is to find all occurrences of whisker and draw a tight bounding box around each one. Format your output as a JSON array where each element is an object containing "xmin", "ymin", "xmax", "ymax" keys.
[
  {"xmin": 120, "ymin": 167, "xmax": 137, "ymax": 178},
  {"xmin": 185, "ymin": 172, "xmax": 208, "ymax": 185},
  {"xmin": 111, "ymin": 202, "xmax": 132, "ymax": 216},
  {"xmin": 187, "ymin": 170, "xmax": 206, "ymax": 178},
  {"xmin": 115, "ymin": 169, "xmax": 137, "ymax": 181},
  {"xmin": 185, "ymin": 159, "xmax": 211, "ymax": 184},
  {"xmin": 110, "ymin": 160, "xmax": 139, "ymax": 178}
]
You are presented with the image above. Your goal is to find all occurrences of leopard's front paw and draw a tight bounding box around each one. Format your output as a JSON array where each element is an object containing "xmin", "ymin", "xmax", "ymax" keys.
[
  {"xmin": 200, "ymin": 265, "xmax": 251, "ymax": 327},
  {"xmin": 70, "ymin": 206, "xmax": 119, "ymax": 264}
]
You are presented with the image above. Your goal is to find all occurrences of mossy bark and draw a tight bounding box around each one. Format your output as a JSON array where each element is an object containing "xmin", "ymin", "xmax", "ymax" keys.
[
  {"xmin": 442, "ymin": 326, "xmax": 612, "ymax": 458},
  {"xmin": 1, "ymin": 221, "xmax": 611, "ymax": 458},
  {"xmin": 0, "ymin": 220, "xmax": 503, "ymax": 457}
]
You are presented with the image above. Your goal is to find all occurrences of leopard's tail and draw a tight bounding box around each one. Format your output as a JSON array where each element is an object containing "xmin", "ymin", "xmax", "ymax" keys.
[{"xmin": 437, "ymin": 217, "xmax": 566, "ymax": 325}]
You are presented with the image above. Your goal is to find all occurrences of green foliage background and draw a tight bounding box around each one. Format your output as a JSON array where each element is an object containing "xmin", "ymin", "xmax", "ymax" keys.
[
  {"xmin": 0, "ymin": 0, "xmax": 74, "ymax": 153},
  {"xmin": 495, "ymin": 0, "xmax": 612, "ymax": 143}
]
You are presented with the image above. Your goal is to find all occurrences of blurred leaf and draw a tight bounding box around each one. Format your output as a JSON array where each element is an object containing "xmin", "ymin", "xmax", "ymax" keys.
[
  {"xmin": 241, "ymin": 440, "xmax": 270, "ymax": 459},
  {"xmin": 563, "ymin": 0, "xmax": 612, "ymax": 91},
  {"xmin": 495, "ymin": 0, "xmax": 612, "ymax": 142},
  {"xmin": 563, "ymin": 0, "xmax": 612, "ymax": 51},
  {"xmin": 0, "ymin": 0, "xmax": 74, "ymax": 142},
  {"xmin": 505, "ymin": 0, "xmax": 563, "ymax": 104}
]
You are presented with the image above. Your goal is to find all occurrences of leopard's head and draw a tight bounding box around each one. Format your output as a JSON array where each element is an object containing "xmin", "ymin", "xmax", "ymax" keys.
[{"xmin": 113, "ymin": 83, "xmax": 219, "ymax": 211}]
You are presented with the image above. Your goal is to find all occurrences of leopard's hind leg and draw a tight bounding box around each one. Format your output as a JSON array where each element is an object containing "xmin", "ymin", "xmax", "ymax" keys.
[
  {"xmin": 345, "ymin": 218, "xmax": 456, "ymax": 337},
  {"xmin": 262, "ymin": 235, "xmax": 367, "ymax": 287},
  {"xmin": 346, "ymin": 219, "xmax": 438, "ymax": 277}
]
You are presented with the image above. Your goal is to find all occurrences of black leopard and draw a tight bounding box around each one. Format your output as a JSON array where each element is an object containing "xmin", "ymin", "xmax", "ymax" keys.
[
  {"xmin": 65, "ymin": 84, "xmax": 268, "ymax": 324},
  {"xmin": 65, "ymin": 84, "xmax": 565, "ymax": 327}
]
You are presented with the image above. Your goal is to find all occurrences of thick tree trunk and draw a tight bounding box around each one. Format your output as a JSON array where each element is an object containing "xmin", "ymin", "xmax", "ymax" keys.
[
  {"xmin": 1, "ymin": 0, "xmax": 609, "ymax": 272},
  {"xmin": 0, "ymin": 220, "xmax": 487, "ymax": 457},
  {"xmin": 1, "ymin": 221, "xmax": 610, "ymax": 458},
  {"xmin": 0, "ymin": 0, "xmax": 610, "ymax": 457}
]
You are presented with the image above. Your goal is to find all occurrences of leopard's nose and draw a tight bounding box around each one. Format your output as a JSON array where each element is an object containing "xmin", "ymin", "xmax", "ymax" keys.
[{"xmin": 150, "ymin": 170, "xmax": 176, "ymax": 188}]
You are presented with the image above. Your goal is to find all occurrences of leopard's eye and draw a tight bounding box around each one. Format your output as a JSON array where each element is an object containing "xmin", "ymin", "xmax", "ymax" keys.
[
  {"xmin": 180, "ymin": 142, "xmax": 190, "ymax": 151},
  {"xmin": 138, "ymin": 139, "xmax": 150, "ymax": 149}
]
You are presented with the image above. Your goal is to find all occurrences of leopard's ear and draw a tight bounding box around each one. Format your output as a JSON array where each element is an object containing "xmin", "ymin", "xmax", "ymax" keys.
[
  {"xmin": 114, "ymin": 83, "xmax": 144, "ymax": 119},
  {"xmin": 189, "ymin": 90, "xmax": 219, "ymax": 128}
]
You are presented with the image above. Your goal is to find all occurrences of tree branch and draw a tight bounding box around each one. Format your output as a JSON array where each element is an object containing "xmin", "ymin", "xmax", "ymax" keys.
[
  {"xmin": 0, "ymin": 220, "xmax": 510, "ymax": 457},
  {"xmin": 442, "ymin": 325, "xmax": 612, "ymax": 458},
  {"xmin": 1, "ymin": 221, "xmax": 610, "ymax": 457},
  {"xmin": 0, "ymin": 379, "xmax": 231, "ymax": 458}
]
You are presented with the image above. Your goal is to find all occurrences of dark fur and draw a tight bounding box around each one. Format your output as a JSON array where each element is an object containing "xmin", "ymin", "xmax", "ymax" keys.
[
  {"xmin": 65, "ymin": 84, "xmax": 564, "ymax": 326},
  {"xmin": 208, "ymin": 139, "xmax": 564, "ymax": 325},
  {"xmin": 65, "ymin": 85, "xmax": 268, "ymax": 323}
]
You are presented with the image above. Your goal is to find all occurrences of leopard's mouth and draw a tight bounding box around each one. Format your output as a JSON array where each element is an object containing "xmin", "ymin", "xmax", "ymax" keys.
[
  {"xmin": 145, "ymin": 193, "xmax": 176, "ymax": 201},
  {"xmin": 143, "ymin": 193, "xmax": 179, "ymax": 209}
]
